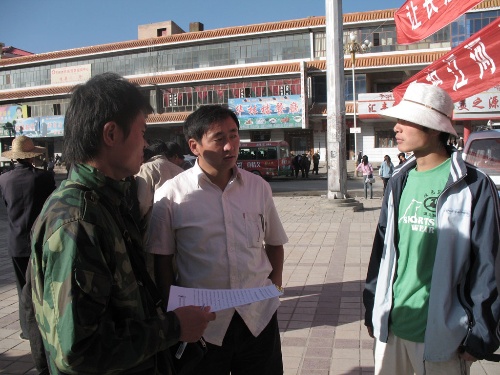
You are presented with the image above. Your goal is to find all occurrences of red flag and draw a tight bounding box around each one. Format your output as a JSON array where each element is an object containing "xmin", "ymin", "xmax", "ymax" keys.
[
  {"xmin": 395, "ymin": 0, "xmax": 483, "ymax": 45},
  {"xmin": 393, "ymin": 17, "xmax": 500, "ymax": 104}
]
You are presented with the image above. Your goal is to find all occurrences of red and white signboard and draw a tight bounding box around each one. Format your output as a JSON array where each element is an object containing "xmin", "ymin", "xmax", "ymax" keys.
[
  {"xmin": 358, "ymin": 93, "xmax": 396, "ymax": 119},
  {"xmin": 454, "ymin": 86, "xmax": 500, "ymax": 119},
  {"xmin": 51, "ymin": 64, "xmax": 92, "ymax": 85},
  {"xmin": 393, "ymin": 17, "xmax": 500, "ymax": 104},
  {"xmin": 395, "ymin": 0, "xmax": 482, "ymax": 45}
]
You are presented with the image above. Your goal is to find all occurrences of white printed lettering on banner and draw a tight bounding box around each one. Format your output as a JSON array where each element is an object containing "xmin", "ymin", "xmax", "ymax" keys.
[
  {"xmin": 423, "ymin": 0, "xmax": 439, "ymax": 19},
  {"xmin": 425, "ymin": 71, "xmax": 444, "ymax": 86},
  {"xmin": 465, "ymin": 38, "xmax": 496, "ymax": 79},
  {"xmin": 406, "ymin": 1, "xmax": 422, "ymax": 30},
  {"xmin": 444, "ymin": 55, "xmax": 468, "ymax": 91}
]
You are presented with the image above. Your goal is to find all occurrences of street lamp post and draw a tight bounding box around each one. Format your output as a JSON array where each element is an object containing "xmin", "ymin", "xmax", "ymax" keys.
[{"xmin": 345, "ymin": 32, "xmax": 371, "ymax": 160}]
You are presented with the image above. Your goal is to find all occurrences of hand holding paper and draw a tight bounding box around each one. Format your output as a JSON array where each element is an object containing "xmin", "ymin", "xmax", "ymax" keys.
[
  {"xmin": 173, "ymin": 305, "xmax": 215, "ymax": 342},
  {"xmin": 167, "ymin": 284, "xmax": 284, "ymax": 312}
]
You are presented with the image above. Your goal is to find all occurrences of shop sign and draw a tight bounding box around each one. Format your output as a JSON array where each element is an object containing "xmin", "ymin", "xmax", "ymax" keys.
[{"xmin": 228, "ymin": 95, "xmax": 303, "ymax": 130}]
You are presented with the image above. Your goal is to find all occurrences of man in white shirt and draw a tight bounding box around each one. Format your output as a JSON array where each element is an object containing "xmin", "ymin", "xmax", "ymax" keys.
[{"xmin": 147, "ymin": 105, "xmax": 288, "ymax": 375}]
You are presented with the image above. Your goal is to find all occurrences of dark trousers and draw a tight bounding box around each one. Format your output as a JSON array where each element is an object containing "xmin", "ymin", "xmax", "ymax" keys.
[
  {"xmin": 381, "ymin": 177, "xmax": 390, "ymax": 196},
  {"xmin": 192, "ymin": 312, "xmax": 283, "ymax": 375},
  {"xmin": 21, "ymin": 260, "xmax": 50, "ymax": 375},
  {"xmin": 313, "ymin": 163, "xmax": 319, "ymax": 174},
  {"xmin": 12, "ymin": 257, "xmax": 29, "ymax": 337}
]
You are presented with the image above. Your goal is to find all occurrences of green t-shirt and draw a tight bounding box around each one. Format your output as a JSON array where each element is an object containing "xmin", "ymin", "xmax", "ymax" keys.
[{"xmin": 390, "ymin": 158, "xmax": 450, "ymax": 342}]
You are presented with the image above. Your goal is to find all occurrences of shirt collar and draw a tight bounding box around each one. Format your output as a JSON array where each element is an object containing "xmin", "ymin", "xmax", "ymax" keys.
[
  {"xmin": 193, "ymin": 160, "xmax": 243, "ymax": 188},
  {"xmin": 66, "ymin": 163, "xmax": 129, "ymax": 207}
]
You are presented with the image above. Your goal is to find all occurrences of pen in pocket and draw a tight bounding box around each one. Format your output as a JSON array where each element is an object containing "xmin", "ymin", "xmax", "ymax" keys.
[{"xmin": 259, "ymin": 214, "xmax": 264, "ymax": 231}]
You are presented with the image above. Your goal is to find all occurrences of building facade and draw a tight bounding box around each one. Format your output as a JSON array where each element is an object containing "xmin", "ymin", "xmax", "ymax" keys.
[{"xmin": 1, "ymin": 1, "xmax": 499, "ymax": 164}]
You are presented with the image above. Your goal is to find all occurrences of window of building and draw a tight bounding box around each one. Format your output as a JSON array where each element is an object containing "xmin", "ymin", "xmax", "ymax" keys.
[
  {"xmin": 344, "ymin": 74, "xmax": 367, "ymax": 101},
  {"xmin": 451, "ymin": 10, "xmax": 500, "ymax": 47},
  {"xmin": 157, "ymin": 28, "xmax": 167, "ymax": 37},
  {"xmin": 314, "ymin": 32, "xmax": 326, "ymax": 58},
  {"xmin": 375, "ymin": 129, "xmax": 397, "ymax": 148},
  {"xmin": 312, "ymin": 76, "xmax": 327, "ymax": 103},
  {"xmin": 53, "ymin": 103, "xmax": 61, "ymax": 115}
]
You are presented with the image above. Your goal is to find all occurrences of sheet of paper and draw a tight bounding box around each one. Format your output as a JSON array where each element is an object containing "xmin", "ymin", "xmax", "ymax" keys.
[{"xmin": 166, "ymin": 285, "xmax": 283, "ymax": 312}]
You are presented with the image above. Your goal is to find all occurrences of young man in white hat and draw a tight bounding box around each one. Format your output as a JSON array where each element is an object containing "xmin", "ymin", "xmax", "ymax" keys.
[
  {"xmin": 0, "ymin": 135, "xmax": 56, "ymax": 343},
  {"xmin": 363, "ymin": 83, "xmax": 500, "ymax": 374}
]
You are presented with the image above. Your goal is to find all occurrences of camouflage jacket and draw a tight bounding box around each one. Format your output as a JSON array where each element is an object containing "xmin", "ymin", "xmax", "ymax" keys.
[{"xmin": 31, "ymin": 164, "xmax": 180, "ymax": 374}]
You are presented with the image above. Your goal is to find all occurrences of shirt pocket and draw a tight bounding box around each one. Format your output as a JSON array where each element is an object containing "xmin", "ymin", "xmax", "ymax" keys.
[
  {"xmin": 74, "ymin": 269, "xmax": 112, "ymax": 326},
  {"xmin": 243, "ymin": 212, "xmax": 264, "ymax": 248}
]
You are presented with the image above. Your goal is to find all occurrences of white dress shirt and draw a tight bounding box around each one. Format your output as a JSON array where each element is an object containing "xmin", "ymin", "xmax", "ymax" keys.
[{"xmin": 147, "ymin": 161, "xmax": 288, "ymax": 345}]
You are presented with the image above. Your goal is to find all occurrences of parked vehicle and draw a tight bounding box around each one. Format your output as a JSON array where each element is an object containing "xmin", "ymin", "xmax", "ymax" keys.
[
  {"xmin": 462, "ymin": 129, "xmax": 500, "ymax": 193},
  {"xmin": 237, "ymin": 141, "xmax": 292, "ymax": 178}
]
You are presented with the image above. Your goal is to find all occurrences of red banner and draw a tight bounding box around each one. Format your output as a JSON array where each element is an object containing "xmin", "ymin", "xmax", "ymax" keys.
[
  {"xmin": 395, "ymin": 0, "xmax": 482, "ymax": 45},
  {"xmin": 393, "ymin": 17, "xmax": 500, "ymax": 104}
]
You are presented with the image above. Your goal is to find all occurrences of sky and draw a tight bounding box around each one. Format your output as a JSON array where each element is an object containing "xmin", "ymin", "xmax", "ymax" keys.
[{"xmin": 1, "ymin": 0, "xmax": 405, "ymax": 54}]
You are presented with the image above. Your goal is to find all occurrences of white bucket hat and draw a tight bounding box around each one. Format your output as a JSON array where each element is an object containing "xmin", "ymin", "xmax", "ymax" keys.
[
  {"xmin": 381, "ymin": 83, "xmax": 457, "ymax": 137},
  {"xmin": 1, "ymin": 135, "xmax": 46, "ymax": 159}
]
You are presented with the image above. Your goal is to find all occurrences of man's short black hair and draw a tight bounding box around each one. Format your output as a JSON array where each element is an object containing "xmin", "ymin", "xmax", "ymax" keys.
[
  {"xmin": 183, "ymin": 105, "xmax": 239, "ymax": 143},
  {"xmin": 165, "ymin": 142, "xmax": 184, "ymax": 160},
  {"xmin": 63, "ymin": 72, "xmax": 152, "ymax": 165},
  {"xmin": 143, "ymin": 139, "xmax": 168, "ymax": 161}
]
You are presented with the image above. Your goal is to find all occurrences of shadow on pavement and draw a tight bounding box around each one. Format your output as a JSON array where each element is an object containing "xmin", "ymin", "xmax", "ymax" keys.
[{"xmin": 279, "ymin": 280, "xmax": 365, "ymax": 329}]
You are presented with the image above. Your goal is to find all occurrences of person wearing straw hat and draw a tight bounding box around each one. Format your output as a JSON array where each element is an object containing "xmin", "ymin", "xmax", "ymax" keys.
[
  {"xmin": 363, "ymin": 83, "xmax": 500, "ymax": 374},
  {"xmin": 0, "ymin": 135, "xmax": 56, "ymax": 342}
]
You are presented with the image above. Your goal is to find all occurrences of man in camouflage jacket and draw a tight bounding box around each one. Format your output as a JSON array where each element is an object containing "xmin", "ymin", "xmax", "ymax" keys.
[{"xmin": 30, "ymin": 73, "xmax": 214, "ymax": 374}]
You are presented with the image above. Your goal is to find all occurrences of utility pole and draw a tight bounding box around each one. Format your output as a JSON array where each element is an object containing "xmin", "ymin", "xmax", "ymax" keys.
[{"xmin": 325, "ymin": 0, "xmax": 347, "ymax": 199}]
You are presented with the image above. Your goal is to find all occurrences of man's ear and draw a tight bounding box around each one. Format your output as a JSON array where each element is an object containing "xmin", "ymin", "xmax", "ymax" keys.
[
  {"xmin": 188, "ymin": 138, "xmax": 200, "ymax": 156},
  {"xmin": 102, "ymin": 121, "xmax": 118, "ymax": 147}
]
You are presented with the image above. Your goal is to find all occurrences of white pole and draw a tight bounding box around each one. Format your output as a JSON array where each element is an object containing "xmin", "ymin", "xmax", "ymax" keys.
[
  {"xmin": 325, "ymin": 0, "xmax": 347, "ymax": 199},
  {"xmin": 352, "ymin": 58, "xmax": 357, "ymax": 159}
]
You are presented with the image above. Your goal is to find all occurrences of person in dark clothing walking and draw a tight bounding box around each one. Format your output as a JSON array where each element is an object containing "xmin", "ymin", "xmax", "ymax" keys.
[
  {"xmin": 0, "ymin": 136, "xmax": 56, "ymax": 345},
  {"xmin": 292, "ymin": 154, "xmax": 303, "ymax": 178},
  {"xmin": 312, "ymin": 150, "xmax": 320, "ymax": 175}
]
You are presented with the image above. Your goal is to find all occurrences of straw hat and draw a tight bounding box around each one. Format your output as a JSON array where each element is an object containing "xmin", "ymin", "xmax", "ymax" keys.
[
  {"xmin": 2, "ymin": 135, "xmax": 46, "ymax": 159},
  {"xmin": 380, "ymin": 83, "xmax": 457, "ymax": 137}
]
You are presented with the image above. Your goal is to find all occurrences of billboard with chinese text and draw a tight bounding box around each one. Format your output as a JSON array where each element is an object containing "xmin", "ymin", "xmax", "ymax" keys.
[
  {"xmin": 39, "ymin": 116, "xmax": 65, "ymax": 137},
  {"xmin": 228, "ymin": 95, "xmax": 303, "ymax": 130},
  {"xmin": 51, "ymin": 64, "xmax": 91, "ymax": 85},
  {"xmin": 0, "ymin": 115, "xmax": 65, "ymax": 138},
  {"xmin": 454, "ymin": 87, "xmax": 500, "ymax": 119},
  {"xmin": 14, "ymin": 117, "xmax": 39, "ymax": 137},
  {"xmin": 0, "ymin": 104, "xmax": 28, "ymax": 124}
]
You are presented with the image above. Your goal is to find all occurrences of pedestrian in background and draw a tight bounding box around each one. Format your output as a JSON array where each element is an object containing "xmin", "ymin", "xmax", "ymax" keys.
[
  {"xmin": 135, "ymin": 139, "xmax": 184, "ymax": 229},
  {"xmin": 135, "ymin": 139, "xmax": 184, "ymax": 278},
  {"xmin": 356, "ymin": 155, "xmax": 374, "ymax": 199},
  {"xmin": 398, "ymin": 152, "xmax": 407, "ymax": 165},
  {"xmin": 301, "ymin": 152, "xmax": 311, "ymax": 178},
  {"xmin": 292, "ymin": 153, "xmax": 302, "ymax": 178},
  {"xmin": 0, "ymin": 135, "xmax": 56, "ymax": 343},
  {"xmin": 378, "ymin": 155, "xmax": 394, "ymax": 196},
  {"xmin": 364, "ymin": 83, "xmax": 500, "ymax": 375},
  {"xmin": 356, "ymin": 150, "xmax": 363, "ymax": 177},
  {"xmin": 312, "ymin": 150, "xmax": 320, "ymax": 175},
  {"xmin": 163, "ymin": 141, "xmax": 190, "ymax": 170}
]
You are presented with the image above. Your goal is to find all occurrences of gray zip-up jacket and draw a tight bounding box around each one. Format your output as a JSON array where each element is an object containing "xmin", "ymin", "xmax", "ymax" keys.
[{"xmin": 363, "ymin": 148, "xmax": 500, "ymax": 361}]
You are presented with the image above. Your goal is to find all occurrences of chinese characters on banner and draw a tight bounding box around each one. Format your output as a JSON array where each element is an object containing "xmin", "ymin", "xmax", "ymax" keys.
[
  {"xmin": 395, "ymin": 0, "xmax": 482, "ymax": 44},
  {"xmin": 393, "ymin": 18, "xmax": 500, "ymax": 104},
  {"xmin": 228, "ymin": 95, "xmax": 303, "ymax": 130}
]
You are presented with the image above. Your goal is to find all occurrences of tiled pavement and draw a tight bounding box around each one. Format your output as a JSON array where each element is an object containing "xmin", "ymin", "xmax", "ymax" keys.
[{"xmin": 0, "ymin": 169, "xmax": 499, "ymax": 374}]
